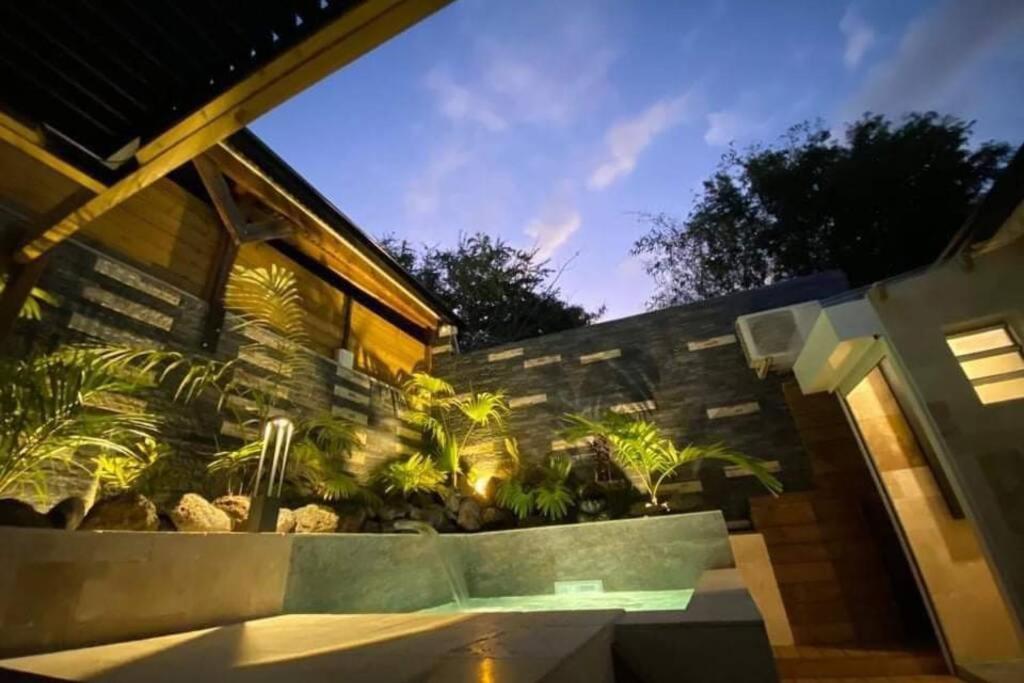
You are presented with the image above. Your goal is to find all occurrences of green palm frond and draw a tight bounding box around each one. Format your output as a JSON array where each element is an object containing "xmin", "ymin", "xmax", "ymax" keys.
[
  {"xmin": 0, "ymin": 277, "xmax": 58, "ymax": 321},
  {"xmin": 495, "ymin": 478, "xmax": 534, "ymax": 519},
  {"xmin": 455, "ymin": 391, "xmax": 508, "ymax": 428},
  {"xmin": 562, "ymin": 411, "xmax": 781, "ymax": 505},
  {"xmin": 379, "ymin": 453, "xmax": 446, "ymax": 497},
  {"xmin": 0, "ymin": 349, "xmax": 160, "ymax": 498},
  {"xmin": 403, "ymin": 372, "xmax": 455, "ymax": 400},
  {"xmin": 697, "ymin": 444, "xmax": 782, "ymax": 495},
  {"xmin": 533, "ymin": 480, "xmax": 573, "ymax": 520},
  {"xmin": 302, "ymin": 413, "xmax": 360, "ymax": 456}
]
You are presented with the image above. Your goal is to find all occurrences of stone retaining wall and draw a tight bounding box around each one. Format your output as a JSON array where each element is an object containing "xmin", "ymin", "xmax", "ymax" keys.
[
  {"xmin": 11, "ymin": 238, "xmax": 418, "ymax": 505},
  {"xmin": 434, "ymin": 272, "xmax": 848, "ymax": 522}
]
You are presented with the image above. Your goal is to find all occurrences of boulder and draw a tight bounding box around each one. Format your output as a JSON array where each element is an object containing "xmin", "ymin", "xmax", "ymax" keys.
[
  {"xmin": 0, "ymin": 498, "xmax": 53, "ymax": 528},
  {"xmin": 378, "ymin": 502, "xmax": 410, "ymax": 522},
  {"xmin": 276, "ymin": 508, "xmax": 296, "ymax": 533},
  {"xmin": 337, "ymin": 508, "xmax": 367, "ymax": 533},
  {"xmin": 362, "ymin": 519, "xmax": 382, "ymax": 533},
  {"xmin": 80, "ymin": 492, "xmax": 159, "ymax": 531},
  {"xmin": 293, "ymin": 504, "xmax": 339, "ymax": 533},
  {"xmin": 410, "ymin": 503, "xmax": 447, "ymax": 530},
  {"xmin": 48, "ymin": 496, "xmax": 87, "ymax": 530},
  {"xmin": 212, "ymin": 495, "xmax": 250, "ymax": 531},
  {"xmin": 456, "ymin": 498, "xmax": 482, "ymax": 532},
  {"xmin": 444, "ymin": 493, "xmax": 462, "ymax": 519},
  {"xmin": 169, "ymin": 493, "xmax": 232, "ymax": 532},
  {"xmin": 481, "ymin": 506, "xmax": 513, "ymax": 529}
]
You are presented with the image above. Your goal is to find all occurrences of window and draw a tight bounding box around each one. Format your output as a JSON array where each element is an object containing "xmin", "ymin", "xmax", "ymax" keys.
[{"xmin": 946, "ymin": 325, "xmax": 1024, "ymax": 404}]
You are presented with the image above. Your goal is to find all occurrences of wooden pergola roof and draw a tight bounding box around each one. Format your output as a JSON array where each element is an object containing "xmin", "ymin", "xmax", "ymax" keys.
[{"xmin": 0, "ymin": 0, "xmax": 455, "ymax": 338}]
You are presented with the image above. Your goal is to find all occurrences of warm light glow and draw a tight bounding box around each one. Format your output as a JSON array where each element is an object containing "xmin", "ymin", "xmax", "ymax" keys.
[
  {"xmin": 945, "ymin": 325, "xmax": 1024, "ymax": 405},
  {"xmin": 946, "ymin": 326, "xmax": 1015, "ymax": 357},
  {"xmin": 472, "ymin": 476, "xmax": 491, "ymax": 498},
  {"xmin": 975, "ymin": 377, "xmax": 1024, "ymax": 405},
  {"xmin": 959, "ymin": 352, "xmax": 1024, "ymax": 380}
]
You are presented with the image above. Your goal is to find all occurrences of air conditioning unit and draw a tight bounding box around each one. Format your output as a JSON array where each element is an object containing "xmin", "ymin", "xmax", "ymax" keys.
[{"xmin": 736, "ymin": 301, "xmax": 822, "ymax": 378}]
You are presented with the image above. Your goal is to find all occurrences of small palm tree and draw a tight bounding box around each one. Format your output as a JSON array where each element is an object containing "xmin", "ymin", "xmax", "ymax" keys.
[
  {"xmin": 378, "ymin": 454, "xmax": 446, "ymax": 498},
  {"xmin": 205, "ymin": 264, "xmax": 366, "ymax": 502},
  {"xmin": 493, "ymin": 438, "xmax": 575, "ymax": 521},
  {"xmin": 0, "ymin": 348, "xmax": 160, "ymax": 498},
  {"xmin": 562, "ymin": 412, "xmax": 781, "ymax": 508},
  {"xmin": 401, "ymin": 372, "xmax": 508, "ymax": 487}
]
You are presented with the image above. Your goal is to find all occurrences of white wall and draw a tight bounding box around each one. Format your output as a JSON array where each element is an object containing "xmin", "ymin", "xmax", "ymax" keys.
[{"xmin": 869, "ymin": 237, "xmax": 1024, "ymax": 636}]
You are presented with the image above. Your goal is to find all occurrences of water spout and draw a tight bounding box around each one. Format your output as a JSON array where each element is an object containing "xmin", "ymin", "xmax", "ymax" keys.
[{"xmin": 394, "ymin": 520, "xmax": 468, "ymax": 607}]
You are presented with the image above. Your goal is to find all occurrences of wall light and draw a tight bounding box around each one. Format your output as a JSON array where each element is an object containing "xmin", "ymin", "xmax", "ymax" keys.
[{"xmin": 946, "ymin": 325, "xmax": 1024, "ymax": 405}]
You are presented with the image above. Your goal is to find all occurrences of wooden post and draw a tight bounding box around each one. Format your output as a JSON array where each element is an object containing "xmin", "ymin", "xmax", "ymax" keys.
[
  {"xmin": 200, "ymin": 231, "xmax": 239, "ymax": 353},
  {"xmin": 0, "ymin": 253, "xmax": 50, "ymax": 342}
]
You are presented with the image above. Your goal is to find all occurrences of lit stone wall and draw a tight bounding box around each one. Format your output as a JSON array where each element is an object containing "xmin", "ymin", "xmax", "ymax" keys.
[
  {"xmin": 12, "ymin": 238, "xmax": 418, "ymax": 505},
  {"xmin": 434, "ymin": 272, "xmax": 848, "ymax": 523}
]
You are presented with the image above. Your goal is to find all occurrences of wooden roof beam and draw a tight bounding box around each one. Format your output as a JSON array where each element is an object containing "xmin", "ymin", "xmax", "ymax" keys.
[{"xmin": 12, "ymin": 0, "xmax": 453, "ymax": 263}]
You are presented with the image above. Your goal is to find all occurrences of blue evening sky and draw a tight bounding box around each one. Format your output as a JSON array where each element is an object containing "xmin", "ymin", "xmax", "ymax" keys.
[{"xmin": 253, "ymin": 0, "xmax": 1024, "ymax": 321}]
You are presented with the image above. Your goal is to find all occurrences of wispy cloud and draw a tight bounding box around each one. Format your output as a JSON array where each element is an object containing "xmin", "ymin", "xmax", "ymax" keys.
[
  {"xmin": 404, "ymin": 144, "xmax": 470, "ymax": 218},
  {"xmin": 841, "ymin": 0, "xmax": 1024, "ymax": 120},
  {"xmin": 839, "ymin": 6, "xmax": 875, "ymax": 69},
  {"xmin": 704, "ymin": 110, "xmax": 750, "ymax": 146},
  {"xmin": 523, "ymin": 199, "xmax": 582, "ymax": 260},
  {"xmin": 587, "ymin": 93, "xmax": 696, "ymax": 190},
  {"xmin": 423, "ymin": 19, "xmax": 615, "ymax": 133},
  {"xmin": 424, "ymin": 68, "xmax": 507, "ymax": 132}
]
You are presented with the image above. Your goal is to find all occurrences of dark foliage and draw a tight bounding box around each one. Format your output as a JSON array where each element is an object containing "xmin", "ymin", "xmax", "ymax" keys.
[
  {"xmin": 380, "ymin": 233, "xmax": 602, "ymax": 351},
  {"xmin": 633, "ymin": 113, "xmax": 1011, "ymax": 308}
]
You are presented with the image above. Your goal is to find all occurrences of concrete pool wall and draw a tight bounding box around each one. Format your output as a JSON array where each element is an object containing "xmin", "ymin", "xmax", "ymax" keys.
[{"xmin": 1, "ymin": 511, "xmax": 732, "ymax": 657}]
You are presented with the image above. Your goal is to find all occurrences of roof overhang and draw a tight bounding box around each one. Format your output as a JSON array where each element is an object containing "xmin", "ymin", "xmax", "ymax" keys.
[{"xmin": 793, "ymin": 298, "xmax": 884, "ymax": 395}]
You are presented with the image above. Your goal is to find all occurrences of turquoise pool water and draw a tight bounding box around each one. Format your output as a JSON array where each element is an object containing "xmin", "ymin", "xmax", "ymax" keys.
[{"xmin": 421, "ymin": 589, "xmax": 694, "ymax": 614}]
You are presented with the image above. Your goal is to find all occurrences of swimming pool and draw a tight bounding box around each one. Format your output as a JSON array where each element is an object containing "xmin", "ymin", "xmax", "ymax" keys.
[{"xmin": 420, "ymin": 588, "xmax": 695, "ymax": 614}]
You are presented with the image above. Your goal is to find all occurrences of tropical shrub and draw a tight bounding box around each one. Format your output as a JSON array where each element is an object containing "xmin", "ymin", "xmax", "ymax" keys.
[
  {"xmin": 378, "ymin": 454, "xmax": 446, "ymax": 497},
  {"xmin": 562, "ymin": 412, "xmax": 781, "ymax": 508},
  {"xmin": 0, "ymin": 347, "xmax": 160, "ymax": 499},
  {"xmin": 493, "ymin": 438, "xmax": 576, "ymax": 521},
  {"xmin": 401, "ymin": 372, "xmax": 508, "ymax": 487},
  {"xmin": 0, "ymin": 275, "xmax": 59, "ymax": 321},
  {"xmin": 203, "ymin": 264, "xmax": 365, "ymax": 502}
]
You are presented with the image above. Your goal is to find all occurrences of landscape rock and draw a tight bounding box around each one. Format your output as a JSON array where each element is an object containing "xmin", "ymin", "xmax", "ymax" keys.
[
  {"xmin": 47, "ymin": 496, "xmax": 87, "ymax": 530},
  {"xmin": 445, "ymin": 493, "xmax": 462, "ymax": 519},
  {"xmin": 169, "ymin": 493, "xmax": 232, "ymax": 532},
  {"xmin": 378, "ymin": 502, "xmax": 410, "ymax": 522},
  {"xmin": 481, "ymin": 506, "xmax": 513, "ymax": 529},
  {"xmin": 212, "ymin": 495, "xmax": 250, "ymax": 531},
  {"xmin": 293, "ymin": 504, "xmax": 339, "ymax": 533},
  {"xmin": 0, "ymin": 498, "xmax": 53, "ymax": 528},
  {"xmin": 410, "ymin": 503, "xmax": 447, "ymax": 530},
  {"xmin": 362, "ymin": 519, "xmax": 382, "ymax": 533},
  {"xmin": 276, "ymin": 508, "xmax": 296, "ymax": 533},
  {"xmin": 80, "ymin": 492, "xmax": 159, "ymax": 531},
  {"xmin": 337, "ymin": 508, "xmax": 367, "ymax": 533},
  {"xmin": 456, "ymin": 498, "xmax": 482, "ymax": 531}
]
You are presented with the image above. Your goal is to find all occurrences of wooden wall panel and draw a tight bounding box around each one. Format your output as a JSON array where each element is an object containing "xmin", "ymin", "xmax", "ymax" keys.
[
  {"xmin": 234, "ymin": 241, "xmax": 346, "ymax": 356},
  {"xmin": 0, "ymin": 139, "xmax": 219, "ymax": 297},
  {"xmin": 350, "ymin": 301, "xmax": 428, "ymax": 381}
]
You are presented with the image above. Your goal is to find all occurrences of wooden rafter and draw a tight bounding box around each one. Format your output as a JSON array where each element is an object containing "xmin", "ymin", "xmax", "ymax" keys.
[
  {"xmin": 206, "ymin": 142, "xmax": 440, "ymax": 330},
  {"xmin": 12, "ymin": 0, "xmax": 453, "ymax": 264}
]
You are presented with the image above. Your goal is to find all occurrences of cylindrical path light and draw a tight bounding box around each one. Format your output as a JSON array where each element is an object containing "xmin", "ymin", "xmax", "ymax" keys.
[{"xmin": 245, "ymin": 416, "xmax": 295, "ymax": 532}]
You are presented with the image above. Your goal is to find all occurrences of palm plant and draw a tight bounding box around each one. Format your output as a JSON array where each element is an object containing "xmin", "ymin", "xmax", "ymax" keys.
[
  {"xmin": 378, "ymin": 454, "xmax": 446, "ymax": 497},
  {"xmin": 562, "ymin": 412, "xmax": 782, "ymax": 508},
  {"xmin": 0, "ymin": 348, "xmax": 160, "ymax": 498},
  {"xmin": 493, "ymin": 438, "xmax": 576, "ymax": 521},
  {"xmin": 204, "ymin": 264, "xmax": 365, "ymax": 502},
  {"xmin": 0, "ymin": 276, "xmax": 59, "ymax": 321},
  {"xmin": 401, "ymin": 372, "xmax": 508, "ymax": 487}
]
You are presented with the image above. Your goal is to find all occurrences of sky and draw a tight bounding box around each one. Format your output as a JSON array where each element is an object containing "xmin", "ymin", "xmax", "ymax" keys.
[{"xmin": 253, "ymin": 0, "xmax": 1024, "ymax": 321}]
